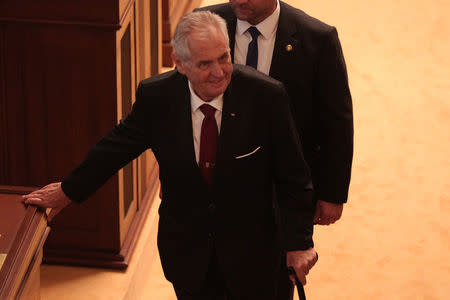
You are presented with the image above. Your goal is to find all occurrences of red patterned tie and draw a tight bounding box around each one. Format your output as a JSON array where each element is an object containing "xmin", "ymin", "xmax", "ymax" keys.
[{"xmin": 199, "ymin": 104, "xmax": 218, "ymax": 186}]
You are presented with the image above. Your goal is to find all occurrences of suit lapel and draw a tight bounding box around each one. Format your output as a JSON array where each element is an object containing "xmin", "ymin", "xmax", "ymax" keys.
[
  {"xmin": 214, "ymin": 70, "xmax": 243, "ymax": 184},
  {"xmin": 269, "ymin": 2, "xmax": 299, "ymax": 80},
  {"xmin": 170, "ymin": 73, "xmax": 200, "ymax": 173}
]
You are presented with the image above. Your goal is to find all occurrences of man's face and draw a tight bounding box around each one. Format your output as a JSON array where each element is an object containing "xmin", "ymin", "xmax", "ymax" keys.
[
  {"xmin": 230, "ymin": 0, "xmax": 277, "ymax": 25},
  {"xmin": 174, "ymin": 28, "xmax": 232, "ymax": 102}
]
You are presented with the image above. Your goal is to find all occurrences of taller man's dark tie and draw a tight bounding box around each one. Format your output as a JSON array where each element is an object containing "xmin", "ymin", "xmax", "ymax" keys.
[
  {"xmin": 245, "ymin": 26, "xmax": 261, "ymax": 69},
  {"xmin": 199, "ymin": 104, "xmax": 218, "ymax": 186}
]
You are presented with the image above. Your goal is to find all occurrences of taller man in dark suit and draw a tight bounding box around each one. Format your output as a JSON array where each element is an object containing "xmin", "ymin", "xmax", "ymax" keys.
[
  {"xmin": 199, "ymin": 0, "xmax": 354, "ymax": 226},
  {"xmin": 23, "ymin": 11, "xmax": 317, "ymax": 299}
]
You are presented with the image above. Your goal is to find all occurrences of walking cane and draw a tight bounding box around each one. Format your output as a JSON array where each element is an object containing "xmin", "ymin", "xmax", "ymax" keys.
[{"xmin": 287, "ymin": 266, "xmax": 307, "ymax": 300}]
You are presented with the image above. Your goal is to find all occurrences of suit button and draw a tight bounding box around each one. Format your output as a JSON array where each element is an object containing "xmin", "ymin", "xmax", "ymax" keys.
[{"xmin": 208, "ymin": 203, "xmax": 216, "ymax": 214}]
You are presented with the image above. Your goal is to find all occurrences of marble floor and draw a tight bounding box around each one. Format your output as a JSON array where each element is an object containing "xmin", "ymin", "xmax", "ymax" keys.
[{"xmin": 41, "ymin": 0, "xmax": 450, "ymax": 299}]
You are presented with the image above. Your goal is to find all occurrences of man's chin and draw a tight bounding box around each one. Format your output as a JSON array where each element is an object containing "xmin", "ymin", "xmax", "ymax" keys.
[
  {"xmin": 206, "ymin": 86, "xmax": 227, "ymax": 99},
  {"xmin": 235, "ymin": 11, "xmax": 251, "ymax": 21},
  {"xmin": 211, "ymin": 79, "xmax": 227, "ymax": 88}
]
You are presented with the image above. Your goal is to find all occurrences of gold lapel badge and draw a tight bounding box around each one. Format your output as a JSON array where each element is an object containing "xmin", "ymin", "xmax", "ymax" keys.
[
  {"xmin": 285, "ymin": 44, "xmax": 293, "ymax": 52},
  {"xmin": 230, "ymin": 113, "xmax": 236, "ymax": 117}
]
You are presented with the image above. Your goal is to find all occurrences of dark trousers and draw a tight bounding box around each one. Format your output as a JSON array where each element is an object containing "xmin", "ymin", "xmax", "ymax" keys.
[
  {"xmin": 173, "ymin": 251, "xmax": 292, "ymax": 300},
  {"xmin": 276, "ymin": 264, "xmax": 294, "ymax": 300},
  {"xmin": 173, "ymin": 249, "xmax": 228, "ymax": 300}
]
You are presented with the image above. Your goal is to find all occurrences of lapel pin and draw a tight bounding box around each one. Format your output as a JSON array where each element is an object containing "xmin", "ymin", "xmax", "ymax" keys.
[
  {"xmin": 230, "ymin": 113, "xmax": 236, "ymax": 117},
  {"xmin": 285, "ymin": 44, "xmax": 293, "ymax": 52}
]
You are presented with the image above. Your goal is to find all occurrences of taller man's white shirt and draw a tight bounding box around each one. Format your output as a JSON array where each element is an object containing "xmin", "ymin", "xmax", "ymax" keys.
[{"xmin": 233, "ymin": 0, "xmax": 280, "ymax": 75}]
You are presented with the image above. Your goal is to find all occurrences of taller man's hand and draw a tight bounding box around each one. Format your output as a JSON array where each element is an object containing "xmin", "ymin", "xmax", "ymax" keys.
[
  {"xmin": 21, "ymin": 182, "xmax": 71, "ymax": 221},
  {"xmin": 286, "ymin": 248, "xmax": 318, "ymax": 285},
  {"xmin": 314, "ymin": 200, "xmax": 343, "ymax": 225}
]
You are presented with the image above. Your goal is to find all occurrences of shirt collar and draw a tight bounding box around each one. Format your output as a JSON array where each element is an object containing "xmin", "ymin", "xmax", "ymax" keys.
[
  {"xmin": 236, "ymin": 0, "xmax": 280, "ymax": 40},
  {"xmin": 189, "ymin": 81, "xmax": 224, "ymax": 113}
]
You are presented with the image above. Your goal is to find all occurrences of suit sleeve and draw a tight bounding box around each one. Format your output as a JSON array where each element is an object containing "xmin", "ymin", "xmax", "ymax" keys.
[
  {"xmin": 271, "ymin": 85, "xmax": 314, "ymax": 251},
  {"xmin": 61, "ymin": 84, "xmax": 152, "ymax": 203},
  {"xmin": 316, "ymin": 27, "xmax": 354, "ymax": 204}
]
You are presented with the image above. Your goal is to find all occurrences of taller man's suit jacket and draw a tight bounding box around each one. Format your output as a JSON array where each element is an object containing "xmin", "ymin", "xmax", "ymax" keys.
[
  {"xmin": 201, "ymin": 2, "xmax": 354, "ymax": 204},
  {"xmin": 61, "ymin": 65, "xmax": 314, "ymax": 297}
]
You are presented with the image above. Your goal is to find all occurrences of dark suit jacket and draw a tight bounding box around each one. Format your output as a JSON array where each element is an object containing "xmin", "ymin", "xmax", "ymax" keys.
[
  {"xmin": 61, "ymin": 65, "xmax": 313, "ymax": 296},
  {"xmin": 200, "ymin": 2, "xmax": 354, "ymax": 204}
]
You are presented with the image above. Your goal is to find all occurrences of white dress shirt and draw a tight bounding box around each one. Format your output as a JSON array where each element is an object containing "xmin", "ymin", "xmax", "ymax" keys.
[
  {"xmin": 188, "ymin": 82, "xmax": 223, "ymax": 164},
  {"xmin": 234, "ymin": 0, "xmax": 280, "ymax": 75}
]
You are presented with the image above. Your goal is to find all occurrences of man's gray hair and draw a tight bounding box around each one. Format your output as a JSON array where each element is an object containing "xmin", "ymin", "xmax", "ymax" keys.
[{"xmin": 172, "ymin": 11, "xmax": 230, "ymax": 63}]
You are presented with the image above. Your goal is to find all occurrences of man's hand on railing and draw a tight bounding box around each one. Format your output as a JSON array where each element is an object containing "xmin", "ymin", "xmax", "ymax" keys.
[{"xmin": 21, "ymin": 182, "xmax": 72, "ymax": 221}]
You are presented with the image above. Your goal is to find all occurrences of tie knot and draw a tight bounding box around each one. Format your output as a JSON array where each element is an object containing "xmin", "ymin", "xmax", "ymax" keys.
[
  {"xmin": 247, "ymin": 26, "xmax": 260, "ymax": 40},
  {"xmin": 200, "ymin": 104, "xmax": 216, "ymax": 117}
]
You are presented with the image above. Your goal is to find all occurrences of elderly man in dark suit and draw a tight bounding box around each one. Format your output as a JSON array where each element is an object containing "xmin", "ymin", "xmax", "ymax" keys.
[
  {"xmin": 23, "ymin": 11, "xmax": 317, "ymax": 299},
  {"xmin": 199, "ymin": 0, "xmax": 354, "ymax": 226}
]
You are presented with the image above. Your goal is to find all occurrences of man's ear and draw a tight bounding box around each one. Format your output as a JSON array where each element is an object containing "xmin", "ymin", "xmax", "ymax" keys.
[{"xmin": 172, "ymin": 52, "xmax": 186, "ymax": 75}]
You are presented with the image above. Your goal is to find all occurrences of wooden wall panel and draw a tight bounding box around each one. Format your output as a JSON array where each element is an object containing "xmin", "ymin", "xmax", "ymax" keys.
[
  {"xmin": 0, "ymin": 24, "xmax": 7, "ymax": 182},
  {"xmin": 0, "ymin": 0, "xmax": 119, "ymax": 26},
  {"xmin": 0, "ymin": 23, "xmax": 125, "ymax": 252},
  {"xmin": 2, "ymin": 25, "xmax": 116, "ymax": 183},
  {"xmin": 0, "ymin": 0, "xmax": 139, "ymax": 29},
  {"xmin": 150, "ymin": 0, "xmax": 163, "ymax": 75},
  {"xmin": 0, "ymin": 0, "xmax": 160, "ymax": 269},
  {"xmin": 161, "ymin": 0, "xmax": 203, "ymax": 66},
  {"xmin": 116, "ymin": 7, "xmax": 138, "ymax": 246},
  {"xmin": 135, "ymin": 0, "xmax": 152, "ymax": 82},
  {"xmin": 135, "ymin": 0, "xmax": 159, "ymax": 207}
]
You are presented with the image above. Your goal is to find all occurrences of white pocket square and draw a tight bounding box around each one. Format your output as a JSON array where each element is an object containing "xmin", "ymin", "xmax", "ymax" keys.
[{"xmin": 235, "ymin": 146, "xmax": 261, "ymax": 159}]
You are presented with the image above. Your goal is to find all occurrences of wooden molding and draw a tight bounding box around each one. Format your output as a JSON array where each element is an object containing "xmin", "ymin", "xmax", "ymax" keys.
[
  {"xmin": 0, "ymin": 17, "xmax": 122, "ymax": 30},
  {"xmin": 0, "ymin": 0, "xmax": 136, "ymax": 30},
  {"xmin": 0, "ymin": 28, "xmax": 8, "ymax": 183},
  {"xmin": 0, "ymin": 190, "xmax": 49, "ymax": 299},
  {"xmin": 0, "ymin": 185, "xmax": 38, "ymax": 194}
]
